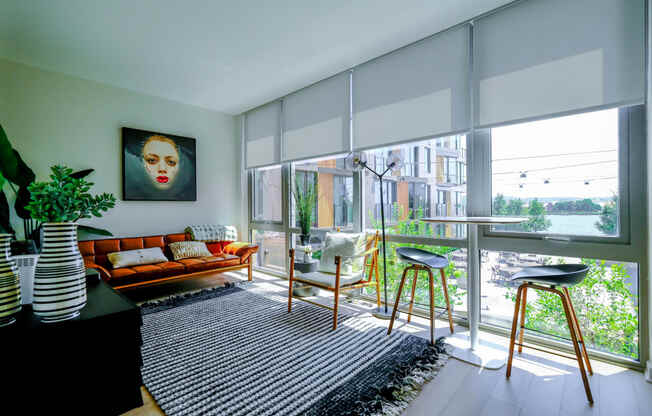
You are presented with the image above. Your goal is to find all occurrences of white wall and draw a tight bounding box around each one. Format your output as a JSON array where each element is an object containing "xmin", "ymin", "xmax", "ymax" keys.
[{"xmin": 0, "ymin": 59, "xmax": 242, "ymax": 240}]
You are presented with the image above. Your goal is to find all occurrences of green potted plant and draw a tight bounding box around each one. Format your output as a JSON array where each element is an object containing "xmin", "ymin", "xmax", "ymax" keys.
[
  {"xmin": 26, "ymin": 165, "xmax": 116, "ymax": 322},
  {"xmin": 0, "ymin": 124, "xmax": 113, "ymax": 254},
  {"xmin": 292, "ymin": 175, "xmax": 317, "ymax": 246}
]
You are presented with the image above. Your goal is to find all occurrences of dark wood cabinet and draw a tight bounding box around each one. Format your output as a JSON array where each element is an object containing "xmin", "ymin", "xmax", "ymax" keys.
[{"xmin": 1, "ymin": 277, "xmax": 143, "ymax": 415}]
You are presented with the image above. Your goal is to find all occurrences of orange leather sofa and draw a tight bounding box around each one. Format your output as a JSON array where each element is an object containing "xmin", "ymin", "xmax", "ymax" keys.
[{"xmin": 79, "ymin": 233, "xmax": 258, "ymax": 290}]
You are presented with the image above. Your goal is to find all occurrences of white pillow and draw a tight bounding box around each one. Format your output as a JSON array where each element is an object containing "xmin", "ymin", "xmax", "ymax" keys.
[
  {"xmin": 168, "ymin": 241, "xmax": 213, "ymax": 260},
  {"xmin": 107, "ymin": 247, "xmax": 168, "ymax": 269},
  {"xmin": 318, "ymin": 232, "xmax": 367, "ymax": 276}
]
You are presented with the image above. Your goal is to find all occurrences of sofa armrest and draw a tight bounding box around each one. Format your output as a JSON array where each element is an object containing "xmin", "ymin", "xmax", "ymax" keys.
[
  {"xmin": 223, "ymin": 242, "xmax": 259, "ymax": 264},
  {"xmin": 84, "ymin": 260, "xmax": 111, "ymax": 281}
]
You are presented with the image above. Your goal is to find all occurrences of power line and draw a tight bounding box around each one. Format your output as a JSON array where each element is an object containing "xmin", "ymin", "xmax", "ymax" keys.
[
  {"xmin": 493, "ymin": 160, "xmax": 616, "ymax": 175},
  {"xmin": 492, "ymin": 149, "xmax": 616, "ymax": 162},
  {"xmin": 497, "ymin": 176, "xmax": 617, "ymax": 187}
]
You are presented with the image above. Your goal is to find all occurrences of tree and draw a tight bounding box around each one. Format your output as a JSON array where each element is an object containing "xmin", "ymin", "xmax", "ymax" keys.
[
  {"xmin": 505, "ymin": 198, "xmax": 524, "ymax": 216},
  {"xmin": 596, "ymin": 195, "xmax": 618, "ymax": 235},
  {"xmin": 523, "ymin": 198, "xmax": 551, "ymax": 232},
  {"xmin": 493, "ymin": 193, "xmax": 507, "ymax": 215}
]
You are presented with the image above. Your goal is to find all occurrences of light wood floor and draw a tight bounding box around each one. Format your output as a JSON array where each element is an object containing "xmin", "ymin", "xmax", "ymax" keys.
[{"xmin": 121, "ymin": 270, "xmax": 652, "ymax": 416}]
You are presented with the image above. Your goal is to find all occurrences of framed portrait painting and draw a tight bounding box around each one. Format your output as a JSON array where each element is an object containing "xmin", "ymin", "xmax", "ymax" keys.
[{"xmin": 122, "ymin": 127, "xmax": 197, "ymax": 201}]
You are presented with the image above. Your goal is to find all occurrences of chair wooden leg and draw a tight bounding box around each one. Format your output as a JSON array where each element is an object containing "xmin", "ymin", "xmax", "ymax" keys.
[
  {"xmin": 407, "ymin": 268, "xmax": 419, "ymax": 323},
  {"xmin": 439, "ymin": 268, "xmax": 455, "ymax": 334},
  {"xmin": 333, "ymin": 288, "xmax": 339, "ymax": 330},
  {"xmin": 558, "ymin": 289, "xmax": 593, "ymax": 404},
  {"xmin": 247, "ymin": 261, "xmax": 253, "ymax": 281},
  {"xmin": 387, "ymin": 266, "xmax": 410, "ymax": 336},
  {"xmin": 506, "ymin": 285, "xmax": 524, "ymax": 378},
  {"xmin": 517, "ymin": 286, "xmax": 528, "ymax": 354},
  {"xmin": 427, "ymin": 268, "xmax": 435, "ymax": 345},
  {"xmin": 564, "ymin": 287, "xmax": 593, "ymax": 376}
]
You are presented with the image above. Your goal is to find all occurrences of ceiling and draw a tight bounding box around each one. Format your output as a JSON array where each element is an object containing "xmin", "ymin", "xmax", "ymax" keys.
[{"xmin": 0, "ymin": 0, "xmax": 513, "ymax": 115}]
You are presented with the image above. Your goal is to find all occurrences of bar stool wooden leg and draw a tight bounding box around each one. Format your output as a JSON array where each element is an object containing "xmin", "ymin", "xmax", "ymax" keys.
[
  {"xmin": 506, "ymin": 285, "xmax": 524, "ymax": 378},
  {"xmin": 407, "ymin": 268, "xmax": 419, "ymax": 323},
  {"xmin": 564, "ymin": 287, "xmax": 593, "ymax": 376},
  {"xmin": 517, "ymin": 286, "xmax": 528, "ymax": 354},
  {"xmin": 387, "ymin": 266, "xmax": 410, "ymax": 336},
  {"xmin": 439, "ymin": 268, "xmax": 455, "ymax": 334},
  {"xmin": 427, "ymin": 268, "xmax": 435, "ymax": 345},
  {"xmin": 558, "ymin": 289, "xmax": 593, "ymax": 404}
]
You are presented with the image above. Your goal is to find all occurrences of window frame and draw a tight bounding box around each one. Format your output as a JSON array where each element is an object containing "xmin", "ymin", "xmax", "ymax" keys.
[
  {"xmin": 245, "ymin": 104, "xmax": 647, "ymax": 369},
  {"xmin": 480, "ymin": 106, "xmax": 632, "ymax": 247}
]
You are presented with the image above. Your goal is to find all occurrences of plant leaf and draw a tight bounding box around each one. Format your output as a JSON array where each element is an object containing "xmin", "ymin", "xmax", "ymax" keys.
[
  {"xmin": 11, "ymin": 149, "xmax": 35, "ymax": 187},
  {"xmin": 14, "ymin": 185, "xmax": 32, "ymax": 219},
  {"xmin": 70, "ymin": 169, "xmax": 94, "ymax": 179},
  {"xmin": 0, "ymin": 191, "xmax": 14, "ymax": 235},
  {"xmin": 78, "ymin": 225, "xmax": 113, "ymax": 236},
  {"xmin": 0, "ymin": 124, "xmax": 19, "ymax": 181}
]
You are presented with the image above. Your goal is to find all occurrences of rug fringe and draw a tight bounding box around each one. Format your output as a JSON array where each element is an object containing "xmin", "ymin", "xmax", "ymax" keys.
[
  {"xmin": 139, "ymin": 281, "xmax": 251, "ymax": 313},
  {"xmin": 349, "ymin": 337, "xmax": 451, "ymax": 416}
]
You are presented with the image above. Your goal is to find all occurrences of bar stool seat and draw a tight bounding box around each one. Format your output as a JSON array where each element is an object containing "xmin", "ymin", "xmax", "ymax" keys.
[
  {"xmin": 510, "ymin": 264, "xmax": 587, "ymax": 287},
  {"xmin": 387, "ymin": 247, "xmax": 455, "ymax": 344},
  {"xmin": 395, "ymin": 247, "xmax": 449, "ymax": 269},
  {"xmin": 506, "ymin": 264, "xmax": 594, "ymax": 404}
]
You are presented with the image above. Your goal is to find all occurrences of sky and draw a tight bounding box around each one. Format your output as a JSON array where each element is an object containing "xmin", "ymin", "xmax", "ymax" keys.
[{"xmin": 491, "ymin": 108, "xmax": 619, "ymax": 201}]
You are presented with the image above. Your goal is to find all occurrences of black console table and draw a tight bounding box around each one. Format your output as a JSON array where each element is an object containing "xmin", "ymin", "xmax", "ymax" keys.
[{"xmin": 1, "ymin": 276, "xmax": 143, "ymax": 415}]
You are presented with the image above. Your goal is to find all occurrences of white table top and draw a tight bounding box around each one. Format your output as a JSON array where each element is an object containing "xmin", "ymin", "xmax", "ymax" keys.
[{"xmin": 420, "ymin": 216, "xmax": 527, "ymax": 225}]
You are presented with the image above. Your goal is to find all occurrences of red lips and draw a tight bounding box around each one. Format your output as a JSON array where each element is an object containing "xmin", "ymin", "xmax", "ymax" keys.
[{"xmin": 156, "ymin": 176, "xmax": 169, "ymax": 184}]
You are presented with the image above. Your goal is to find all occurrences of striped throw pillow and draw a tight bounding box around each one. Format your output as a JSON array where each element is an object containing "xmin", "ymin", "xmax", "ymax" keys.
[{"xmin": 169, "ymin": 241, "xmax": 213, "ymax": 260}]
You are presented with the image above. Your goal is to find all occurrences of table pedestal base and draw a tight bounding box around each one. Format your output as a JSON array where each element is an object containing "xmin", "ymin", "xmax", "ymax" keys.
[{"xmin": 446, "ymin": 331, "xmax": 507, "ymax": 370}]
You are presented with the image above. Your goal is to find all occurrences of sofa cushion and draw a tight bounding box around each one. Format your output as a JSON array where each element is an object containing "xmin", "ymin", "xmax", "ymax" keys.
[
  {"xmin": 205, "ymin": 242, "xmax": 223, "ymax": 256},
  {"xmin": 143, "ymin": 236, "xmax": 165, "ymax": 248},
  {"xmin": 110, "ymin": 267, "xmax": 138, "ymax": 279},
  {"xmin": 155, "ymin": 261, "xmax": 186, "ymax": 276},
  {"xmin": 107, "ymin": 247, "xmax": 169, "ymax": 268},
  {"xmin": 179, "ymin": 255, "xmax": 240, "ymax": 273},
  {"xmin": 121, "ymin": 237, "xmax": 144, "ymax": 251},
  {"xmin": 131, "ymin": 264, "xmax": 164, "ymax": 276}
]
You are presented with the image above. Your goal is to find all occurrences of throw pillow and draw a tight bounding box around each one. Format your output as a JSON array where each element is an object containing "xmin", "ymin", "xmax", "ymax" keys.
[
  {"xmin": 318, "ymin": 232, "xmax": 366, "ymax": 276},
  {"xmin": 107, "ymin": 247, "xmax": 168, "ymax": 269},
  {"xmin": 168, "ymin": 241, "xmax": 213, "ymax": 260}
]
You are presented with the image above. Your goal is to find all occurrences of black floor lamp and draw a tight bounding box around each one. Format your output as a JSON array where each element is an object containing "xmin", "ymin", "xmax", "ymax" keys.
[{"xmin": 346, "ymin": 151, "xmax": 403, "ymax": 319}]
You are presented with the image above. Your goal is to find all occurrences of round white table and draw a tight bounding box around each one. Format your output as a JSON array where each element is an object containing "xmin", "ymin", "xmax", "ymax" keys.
[{"xmin": 421, "ymin": 216, "xmax": 526, "ymax": 369}]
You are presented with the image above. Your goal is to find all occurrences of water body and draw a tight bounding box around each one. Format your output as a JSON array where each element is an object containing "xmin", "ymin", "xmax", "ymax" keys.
[{"xmin": 546, "ymin": 214, "xmax": 603, "ymax": 236}]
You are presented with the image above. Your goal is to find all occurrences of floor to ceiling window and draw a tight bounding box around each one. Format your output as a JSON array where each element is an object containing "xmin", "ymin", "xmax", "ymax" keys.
[
  {"xmin": 362, "ymin": 135, "xmax": 467, "ymax": 239},
  {"xmin": 490, "ymin": 109, "xmax": 620, "ymax": 237}
]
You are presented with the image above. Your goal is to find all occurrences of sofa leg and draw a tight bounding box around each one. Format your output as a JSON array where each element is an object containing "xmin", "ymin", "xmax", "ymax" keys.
[{"xmin": 248, "ymin": 262, "xmax": 253, "ymax": 281}]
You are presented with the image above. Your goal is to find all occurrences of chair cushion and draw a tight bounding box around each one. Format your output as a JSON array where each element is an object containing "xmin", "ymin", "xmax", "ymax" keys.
[
  {"xmin": 295, "ymin": 271, "xmax": 365, "ymax": 288},
  {"xmin": 318, "ymin": 232, "xmax": 366, "ymax": 276}
]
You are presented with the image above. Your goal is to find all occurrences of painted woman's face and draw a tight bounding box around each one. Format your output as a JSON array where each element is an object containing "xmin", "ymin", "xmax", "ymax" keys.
[{"xmin": 142, "ymin": 138, "xmax": 180, "ymax": 190}]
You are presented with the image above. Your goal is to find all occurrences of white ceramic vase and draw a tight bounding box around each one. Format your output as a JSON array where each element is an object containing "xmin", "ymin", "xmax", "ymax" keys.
[
  {"xmin": 0, "ymin": 233, "xmax": 21, "ymax": 326},
  {"xmin": 33, "ymin": 223, "xmax": 87, "ymax": 322}
]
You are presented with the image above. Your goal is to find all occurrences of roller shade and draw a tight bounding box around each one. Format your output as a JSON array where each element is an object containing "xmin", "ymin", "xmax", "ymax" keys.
[
  {"xmin": 474, "ymin": 0, "xmax": 645, "ymax": 129},
  {"xmin": 245, "ymin": 101, "xmax": 281, "ymax": 169},
  {"xmin": 282, "ymin": 72, "xmax": 350, "ymax": 162},
  {"xmin": 352, "ymin": 24, "xmax": 471, "ymax": 151}
]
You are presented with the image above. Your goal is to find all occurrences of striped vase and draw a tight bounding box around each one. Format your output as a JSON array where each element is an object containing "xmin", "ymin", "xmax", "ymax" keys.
[
  {"xmin": 33, "ymin": 223, "xmax": 87, "ymax": 323},
  {"xmin": 0, "ymin": 233, "xmax": 21, "ymax": 326}
]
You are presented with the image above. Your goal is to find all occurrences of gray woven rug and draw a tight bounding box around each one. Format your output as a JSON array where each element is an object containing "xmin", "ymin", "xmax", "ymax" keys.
[{"xmin": 140, "ymin": 284, "xmax": 449, "ymax": 416}]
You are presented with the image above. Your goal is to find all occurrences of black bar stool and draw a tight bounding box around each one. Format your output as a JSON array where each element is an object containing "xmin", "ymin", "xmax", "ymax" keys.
[
  {"xmin": 507, "ymin": 264, "xmax": 594, "ymax": 404},
  {"xmin": 387, "ymin": 247, "xmax": 454, "ymax": 345}
]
